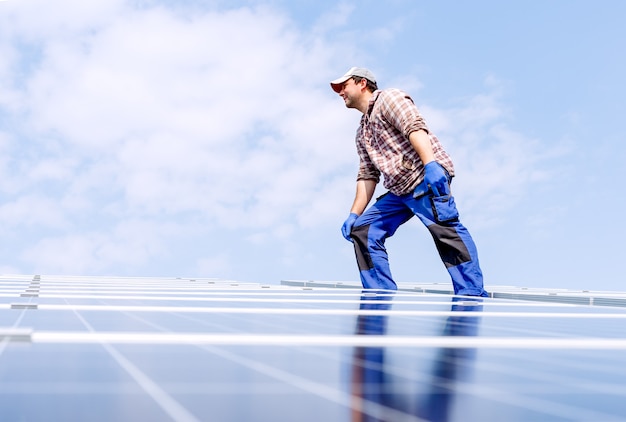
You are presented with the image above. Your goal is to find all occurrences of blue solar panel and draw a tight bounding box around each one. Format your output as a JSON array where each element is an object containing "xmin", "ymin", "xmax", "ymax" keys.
[{"xmin": 1, "ymin": 275, "xmax": 625, "ymax": 421}]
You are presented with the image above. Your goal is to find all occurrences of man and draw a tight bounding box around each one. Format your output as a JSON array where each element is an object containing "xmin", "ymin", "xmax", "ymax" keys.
[{"xmin": 331, "ymin": 67, "xmax": 488, "ymax": 297}]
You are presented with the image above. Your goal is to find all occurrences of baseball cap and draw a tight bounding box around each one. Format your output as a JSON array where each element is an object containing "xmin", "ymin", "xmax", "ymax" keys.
[{"xmin": 330, "ymin": 67, "xmax": 377, "ymax": 93}]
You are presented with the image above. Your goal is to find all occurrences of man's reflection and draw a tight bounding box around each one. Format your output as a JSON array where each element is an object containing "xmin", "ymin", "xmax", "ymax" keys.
[
  {"xmin": 351, "ymin": 295, "xmax": 483, "ymax": 422},
  {"xmin": 351, "ymin": 292, "xmax": 393, "ymax": 422}
]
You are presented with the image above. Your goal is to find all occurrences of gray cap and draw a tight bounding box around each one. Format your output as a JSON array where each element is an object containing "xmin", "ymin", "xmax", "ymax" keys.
[{"xmin": 330, "ymin": 67, "xmax": 376, "ymax": 93}]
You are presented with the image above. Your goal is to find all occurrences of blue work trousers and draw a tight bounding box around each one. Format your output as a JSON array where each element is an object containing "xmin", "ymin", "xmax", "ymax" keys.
[{"xmin": 350, "ymin": 191, "xmax": 488, "ymax": 296}]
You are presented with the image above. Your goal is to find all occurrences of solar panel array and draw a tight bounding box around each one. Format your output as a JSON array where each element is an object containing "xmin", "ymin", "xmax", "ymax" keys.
[{"xmin": 1, "ymin": 274, "xmax": 626, "ymax": 421}]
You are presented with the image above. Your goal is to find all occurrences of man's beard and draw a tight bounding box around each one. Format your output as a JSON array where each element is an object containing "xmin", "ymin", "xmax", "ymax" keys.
[{"xmin": 343, "ymin": 95, "xmax": 356, "ymax": 109}]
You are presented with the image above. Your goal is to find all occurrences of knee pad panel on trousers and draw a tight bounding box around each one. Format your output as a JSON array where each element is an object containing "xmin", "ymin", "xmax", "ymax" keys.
[
  {"xmin": 351, "ymin": 224, "xmax": 374, "ymax": 271},
  {"xmin": 427, "ymin": 224, "xmax": 471, "ymax": 268}
]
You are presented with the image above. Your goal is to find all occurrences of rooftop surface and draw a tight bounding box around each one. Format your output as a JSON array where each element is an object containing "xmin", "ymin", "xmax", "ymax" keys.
[{"xmin": 1, "ymin": 274, "xmax": 626, "ymax": 421}]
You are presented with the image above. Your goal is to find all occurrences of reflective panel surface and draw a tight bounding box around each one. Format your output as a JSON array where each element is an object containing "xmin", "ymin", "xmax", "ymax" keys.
[{"xmin": 1, "ymin": 275, "xmax": 626, "ymax": 421}]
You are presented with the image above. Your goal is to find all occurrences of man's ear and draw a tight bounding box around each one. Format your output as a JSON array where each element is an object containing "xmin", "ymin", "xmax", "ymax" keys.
[{"xmin": 358, "ymin": 78, "xmax": 368, "ymax": 92}]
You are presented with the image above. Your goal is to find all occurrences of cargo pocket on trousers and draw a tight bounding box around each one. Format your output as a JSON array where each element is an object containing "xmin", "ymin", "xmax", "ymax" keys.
[{"xmin": 430, "ymin": 194, "xmax": 459, "ymax": 223}]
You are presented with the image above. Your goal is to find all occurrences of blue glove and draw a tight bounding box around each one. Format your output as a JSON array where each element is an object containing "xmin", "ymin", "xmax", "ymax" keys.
[
  {"xmin": 341, "ymin": 213, "xmax": 359, "ymax": 242},
  {"xmin": 424, "ymin": 161, "xmax": 450, "ymax": 196}
]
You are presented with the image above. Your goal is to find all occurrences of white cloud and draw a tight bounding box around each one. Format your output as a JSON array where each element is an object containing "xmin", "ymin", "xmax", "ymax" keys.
[
  {"xmin": 195, "ymin": 252, "xmax": 233, "ymax": 277},
  {"xmin": 1, "ymin": 0, "xmax": 125, "ymax": 38},
  {"xmin": 21, "ymin": 218, "xmax": 187, "ymax": 274},
  {"xmin": 0, "ymin": 194, "xmax": 69, "ymax": 230},
  {"xmin": 420, "ymin": 79, "xmax": 566, "ymax": 229},
  {"xmin": 0, "ymin": 0, "xmax": 364, "ymax": 275},
  {"xmin": 311, "ymin": 2, "xmax": 354, "ymax": 34}
]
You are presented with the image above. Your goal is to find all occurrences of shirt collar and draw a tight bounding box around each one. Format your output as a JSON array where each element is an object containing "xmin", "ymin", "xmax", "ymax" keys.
[{"xmin": 366, "ymin": 90, "xmax": 381, "ymax": 116}]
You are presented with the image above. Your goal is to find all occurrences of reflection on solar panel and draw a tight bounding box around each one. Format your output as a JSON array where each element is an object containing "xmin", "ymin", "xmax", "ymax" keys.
[{"xmin": 2, "ymin": 275, "xmax": 626, "ymax": 421}]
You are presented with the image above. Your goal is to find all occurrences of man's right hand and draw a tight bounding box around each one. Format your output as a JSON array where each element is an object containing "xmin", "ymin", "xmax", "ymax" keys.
[
  {"xmin": 424, "ymin": 161, "xmax": 450, "ymax": 196},
  {"xmin": 341, "ymin": 213, "xmax": 359, "ymax": 242}
]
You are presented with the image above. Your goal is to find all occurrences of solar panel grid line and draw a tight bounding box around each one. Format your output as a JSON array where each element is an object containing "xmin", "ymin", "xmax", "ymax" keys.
[
  {"xmin": 136, "ymin": 291, "xmax": 340, "ymax": 340},
  {"xmin": 32, "ymin": 295, "xmax": 408, "ymax": 304},
  {"xmin": 394, "ymin": 346, "xmax": 621, "ymax": 420},
  {"xmin": 202, "ymin": 305, "xmax": 327, "ymax": 335},
  {"xmin": 537, "ymin": 352, "xmax": 626, "ymax": 380},
  {"xmin": 6, "ymin": 288, "xmax": 376, "ymax": 297},
  {"xmin": 435, "ymin": 377, "xmax": 626, "ymax": 421},
  {"xmin": 103, "ymin": 341, "xmax": 201, "ymax": 422},
  {"xmin": 456, "ymin": 380, "xmax": 626, "ymax": 396},
  {"xmin": 6, "ymin": 288, "xmax": 441, "ymax": 303},
  {"xmin": 196, "ymin": 344, "xmax": 428, "ymax": 422},
  {"xmin": 72, "ymin": 285, "xmax": 408, "ymax": 421},
  {"xmin": 0, "ymin": 274, "xmax": 220, "ymax": 282},
  {"xmin": 6, "ymin": 292, "xmax": 612, "ymax": 307},
  {"xmin": 101, "ymin": 304, "xmax": 182, "ymax": 333},
  {"xmin": 14, "ymin": 304, "xmax": 626, "ymax": 319},
  {"xmin": 32, "ymin": 280, "xmax": 203, "ymax": 285},
  {"xmin": 8, "ymin": 284, "xmax": 266, "ymax": 291},
  {"xmin": 29, "ymin": 293, "xmax": 610, "ymax": 311},
  {"xmin": 0, "ymin": 381, "xmax": 149, "ymax": 395},
  {"xmin": 282, "ymin": 296, "xmax": 620, "ymax": 417},
  {"xmin": 10, "ymin": 288, "xmax": 285, "ymax": 293},
  {"xmin": 68, "ymin": 302, "xmax": 200, "ymax": 422},
  {"xmin": 475, "ymin": 320, "xmax": 581, "ymax": 339},
  {"xmin": 122, "ymin": 296, "xmax": 350, "ymax": 378},
  {"xmin": 284, "ymin": 280, "xmax": 626, "ymax": 308},
  {"xmin": 142, "ymin": 307, "xmax": 247, "ymax": 334},
  {"xmin": 101, "ymin": 291, "xmax": 275, "ymax": 336},
  {"xmin": 469, "ymin": 351, "xmax": 626, "ymax": 396},
  {"xmin": 18, "ymin": 332, "xmax": 626, "ymax": 349},
  {"xmin": 149, "ymin": 381, "xmax": 333, "ymax": 395},
  {"xmin": 8, "ymin": 276, "xmax": 620, "ymax": 306}
]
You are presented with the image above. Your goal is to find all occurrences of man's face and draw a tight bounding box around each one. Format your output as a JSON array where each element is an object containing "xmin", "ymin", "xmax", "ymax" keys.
[{"xmin": 338, "ymin": 78, "xmax": 362, "ymax": 108}]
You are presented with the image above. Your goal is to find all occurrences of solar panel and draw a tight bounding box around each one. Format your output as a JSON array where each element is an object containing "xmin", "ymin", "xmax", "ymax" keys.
[{"xmin": 1, "ymin": 274, "xmax": 625, "ymax": 421}]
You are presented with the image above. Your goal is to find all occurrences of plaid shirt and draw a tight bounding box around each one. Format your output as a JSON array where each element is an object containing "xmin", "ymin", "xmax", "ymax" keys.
[{"xmin": 355, "ymin": 88, "xmax": 454, "ymax": 196}]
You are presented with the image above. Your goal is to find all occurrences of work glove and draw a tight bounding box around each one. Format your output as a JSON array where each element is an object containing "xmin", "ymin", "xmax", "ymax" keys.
[
  {"xmin": 424, "ymin": 161, "xmax": 450, "ymax": 196},
  {"xmin": 341, "ymin": 213, "xmax": 359, "ymax": 242}
]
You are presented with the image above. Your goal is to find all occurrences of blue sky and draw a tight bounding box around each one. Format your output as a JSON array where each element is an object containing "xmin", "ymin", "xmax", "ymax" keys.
[{"xmin": 0, "ymin": 0, "xmax": 624, "ymax": 291}]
